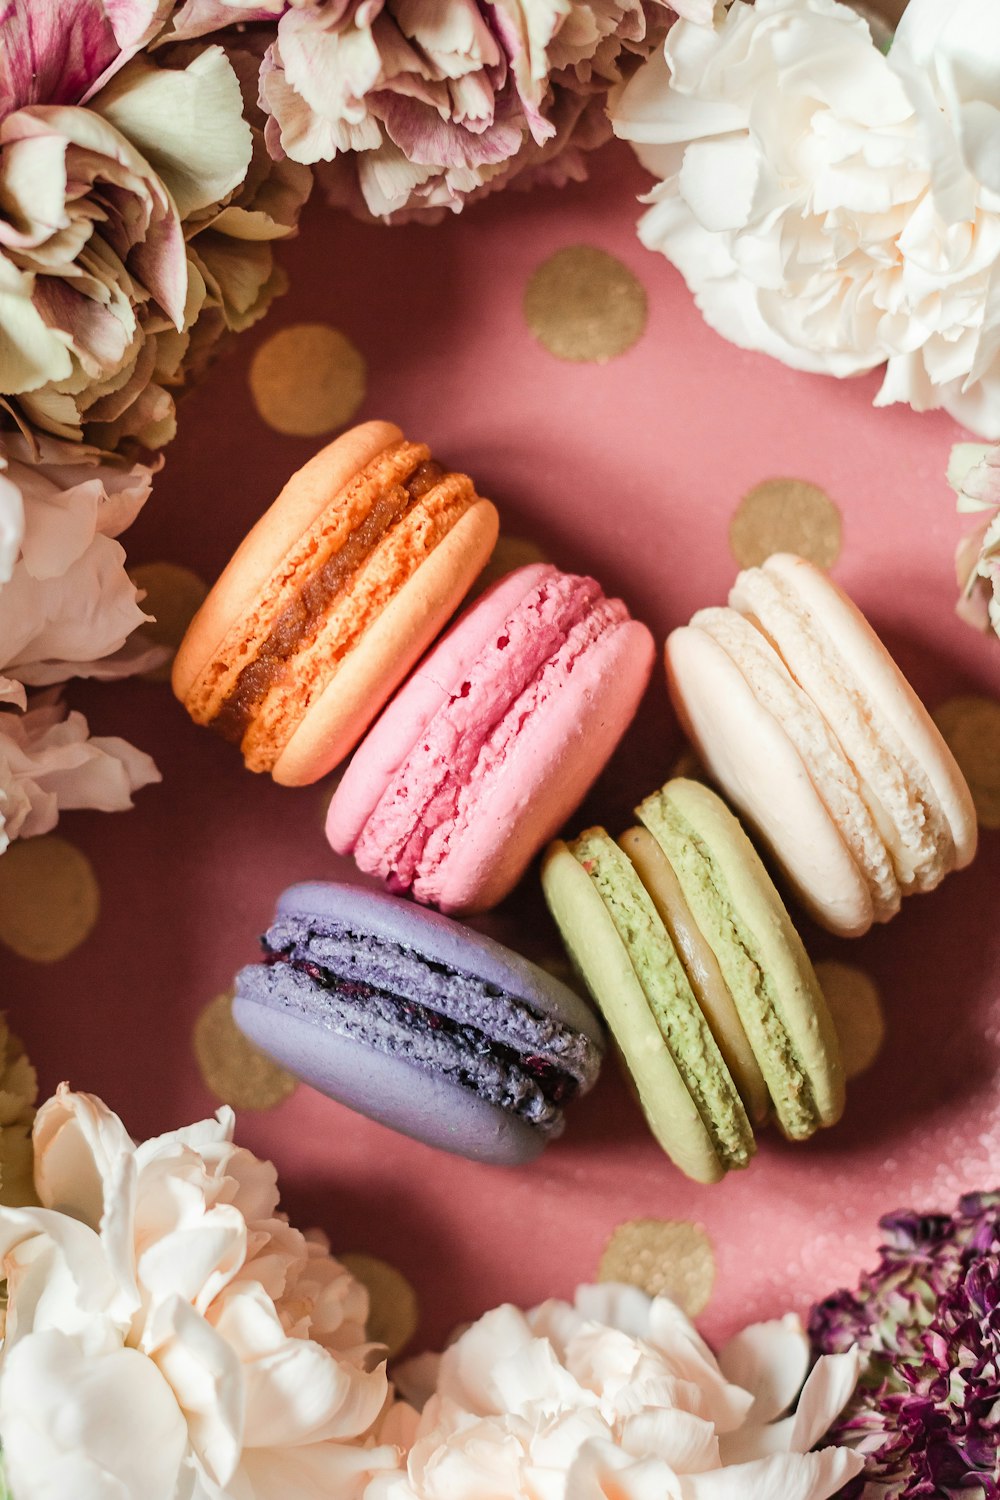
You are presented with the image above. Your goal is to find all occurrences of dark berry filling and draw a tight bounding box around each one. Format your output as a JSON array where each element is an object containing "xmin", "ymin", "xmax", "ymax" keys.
[{"xmin": 263, "ymin": 945, "xmax": 579, "ymax": 1110}]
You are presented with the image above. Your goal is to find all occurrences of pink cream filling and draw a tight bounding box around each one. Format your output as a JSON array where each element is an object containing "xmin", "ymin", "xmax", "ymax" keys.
[{"xmin": 353, "ymin": 573, "xmax": 624, "ymax": 892}]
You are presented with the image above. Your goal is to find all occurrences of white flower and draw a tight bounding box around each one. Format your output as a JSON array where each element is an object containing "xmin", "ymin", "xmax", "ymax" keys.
[
  {"xmin": 0, "ymin": 1087, "xmax": 399, "ymax": 1500},
  {"xmin": 948, "ymin": 441, "xmax": 1000, "ymax": 636},
  {"xmin": 611, "ymin": 0, "xmax": 1000, "ymax": 437},
  {"xmin": 370, "ymin": 1283, "xmax": 864, "ymax": 1500},
  {"xmin": 0, "ymin": 433, "xmax": 163, "ymax": 686},
  {"xmin": 0, "ymin": 690, "xmax": 160, "ymax": 852}
]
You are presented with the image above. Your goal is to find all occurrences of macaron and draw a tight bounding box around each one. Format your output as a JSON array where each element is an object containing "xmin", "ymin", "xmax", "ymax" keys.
[
  {"xmin": 665, "ymin": 553, "xmax": 977, "ymax": 936},
  {"xmin": 172, "ymin": 420, "xmax": 499, "ymax": 785},
  {"xmin": 542, "ymin": 778, "xmax": 844, "ymax": 1184},
  {"xmin": 326, "ymin": 563, "xmax": 655, "ymax": 913},
  {"xmin": 233, "ymin": 880, "xmax": 604, "ymax": 1165}
]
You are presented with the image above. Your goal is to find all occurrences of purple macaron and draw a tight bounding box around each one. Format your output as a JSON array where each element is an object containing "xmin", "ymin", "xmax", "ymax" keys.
[{"xmin": 233, "ymin": 881, "xmax": 604, "ymax": 1165}]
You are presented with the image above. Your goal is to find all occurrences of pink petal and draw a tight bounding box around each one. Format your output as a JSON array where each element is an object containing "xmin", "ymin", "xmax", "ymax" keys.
[
  {"xmin": 374, "ymin": 89, "xmax": 523, "ymax": 166},
  {"xmin": 0, "ymin": 0, "xmax": 118, "ymax": 118}
]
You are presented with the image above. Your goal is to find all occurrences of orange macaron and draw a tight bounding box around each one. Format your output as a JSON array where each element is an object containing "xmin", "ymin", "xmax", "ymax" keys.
[{"xmin": 172, "ymin": 420, "xmax": 499, "ymax": 785}]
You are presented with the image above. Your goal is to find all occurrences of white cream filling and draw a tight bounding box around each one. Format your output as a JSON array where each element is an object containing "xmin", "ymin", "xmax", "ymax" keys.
[
  {"xmin": 730, "ymin": 569, "xmax": 954, "ymax": 893},
  {"xmin": 694, "ymin": 607, "xmax": 901, "ymax": 920}
]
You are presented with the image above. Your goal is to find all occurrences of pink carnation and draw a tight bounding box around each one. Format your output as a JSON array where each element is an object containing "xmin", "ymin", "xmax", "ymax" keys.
[
  {"xmin": 0, "ymin": 0, "xmax": 174, "ymax": 119},
  {"xmin": 173, "ymin": 0, "xmax": 675, "ymax": 221}
]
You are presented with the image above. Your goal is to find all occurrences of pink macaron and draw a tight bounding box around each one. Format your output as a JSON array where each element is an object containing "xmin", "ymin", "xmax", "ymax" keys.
[{"xmin": 327, "ymin": 563, "xmax": 655, "ymax": 913}]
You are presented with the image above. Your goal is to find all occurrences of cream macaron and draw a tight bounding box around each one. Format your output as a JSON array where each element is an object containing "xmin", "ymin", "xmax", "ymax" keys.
[{"xmin": 666, "ymin": 554, "xmax": 977, "ymax": 937}]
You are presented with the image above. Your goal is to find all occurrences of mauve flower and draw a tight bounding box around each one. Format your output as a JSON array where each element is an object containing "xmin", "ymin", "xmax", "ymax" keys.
[
  {"xmin": 810, "ymin": 1192, "xmax": 1000, "ymax": 1498},
  {"xmin": 370, "ymin": 1283, "xmax": 864, "ymax": 1500},
  {"xmin": 949, "ymin": 442, "xmax": 1000, "ymax": 639},
  {"xmin": 0, "ymin": 0, "xmax": 174, "ymax": 119},
  {"xmin": 0, "ymin": 28, "xmax": 309, "ymax": 458},
  {"xmin": 0, "ymin": 43, "xmax": 252, "ymax": 451},
  {"xmin": 611, "ymin": 0, "xmax": 1000, "ymax": 437},
  {"xmin": 201, "ymin": 0, "xmax": 673, "ymax": 222},
  {"xmin": 0, "ymin": 1087, "xmax": 398, "ymax": 1499}
]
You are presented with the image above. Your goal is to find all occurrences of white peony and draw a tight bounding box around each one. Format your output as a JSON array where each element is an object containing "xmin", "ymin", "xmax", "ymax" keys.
[
  {"xmin": 0, "ymin": 433, "xmax": 162, "ymax": 683},
  {"xmin": 0, "ymin": 690, "xmax": 159, "ymax": 852},
  {"xmin": 0, "ymin": 1088, "xmax": 399, "ymax": 1500},
  {"xmin": 0, "ymin": 433, "xmax": 162, "ymax": 847},
  {"xmin": 611, "ymin": 0, "xmax": 1000, "ymax": 437},
  {"xmin": 949, "ymin": 441, "xmax": 1000, "ymax": 636},
  {"xmin": 369, "ymin": 1283, "xmax": 864, "ymax": 1500}
]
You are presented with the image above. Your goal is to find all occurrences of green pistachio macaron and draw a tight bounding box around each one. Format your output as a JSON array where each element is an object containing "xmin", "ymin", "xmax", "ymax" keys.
[{"xmin": 541, "ymin": 778, "xmax": 845, "ymax": 1182}]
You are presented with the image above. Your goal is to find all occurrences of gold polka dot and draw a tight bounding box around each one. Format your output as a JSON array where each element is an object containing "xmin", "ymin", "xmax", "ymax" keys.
[
  {"xmin": 598, "ymin": 1219, "xmax": 715, "ymax": 1317},
  {"xmin": 815, "ymin": 960, "xmax": 885, "ymax": 1081},
  {"xmin": 524, "ymin": 247, "xmax": 647, "ymax": 363},
  {"xmin": 933, "ymin": 695, "xmax": 1000, "ymax": 830},
  {"xmin": 0, "ymin": 837, "xmax": 99, "ymax": 962},
  {"xmin": 130, "ymin": 563, "xmax": 208, "ymax": 682},
  {"xmin": 469, "ymin": 535, "xmax": 549, "ymax": 601},
  {"xmin": 193, "ymin": 992, "xmax": 298, "ymax": 1110},
  {"xmin": 340, "ymin": 1253, "xmax": 419, "ymax": 1359},
  {"xmin": 249, "ymin": 323, "xmax": 366, "ymax": 437},
  {"xmin": 729, "ymin": 479, "xmax": 842, "ymax": 570}
]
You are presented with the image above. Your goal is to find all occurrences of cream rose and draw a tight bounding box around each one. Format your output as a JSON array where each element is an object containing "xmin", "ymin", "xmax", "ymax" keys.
[
  {"xmin": 611, "ymin": 0, "xmax": 1000, "ymax": 437},
  {"xmin": 370, "ymin": 1284, "xmax": 863, "ymax": 1500},
  {"xmin": 949, "ymin": 441, "xmax": 1000, "ymax": 637},
  {"xmin": 0, "ymin": 1088, "xmax": 399, "ymax": 1499}
]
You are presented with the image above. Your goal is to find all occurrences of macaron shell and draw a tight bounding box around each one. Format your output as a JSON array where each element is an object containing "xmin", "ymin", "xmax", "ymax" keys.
[
  {"xmin": 233, "ymin": 990, "xmax": 545, "ymax": 1166},
  {"xmin": 172, "ymin": 420, "xmax": 402, "ymax": 704},
  {"xmin": 428, "ymin": 616, "xmax": 654, "ymax": 912},
  {"xmin": 327, "ymin": 565, "xmax": 555, "ymax": 853},
  {"xmin": 665, "ymin": 625, "xmax": 874, "ymax": 937},
  {"xmin": 763, "ymin": 554, "xmax": 978, "ymax": 870},
  {"xmin": 655, "ymin": 778, "xmax": 846, "ymax": 1131},
  {"xmin": 273, "ymin": 497, "xmax": 499, "ymax": 784},
  {"xmin": 541, "ymin": 841, "xmax": 724, "ymax": 1184}
]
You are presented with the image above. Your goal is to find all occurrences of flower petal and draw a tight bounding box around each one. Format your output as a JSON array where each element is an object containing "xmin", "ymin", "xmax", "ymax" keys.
[{"xmin": 717, "ymin": 1315, "xmax": 810, "ymax": 1426}]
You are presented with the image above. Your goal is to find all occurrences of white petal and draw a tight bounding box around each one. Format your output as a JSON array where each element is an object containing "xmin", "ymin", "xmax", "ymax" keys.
[
  {"xmin": 717, "ymin": 1315, "xmax": 809, "ymax": 1425},
  {"xmin": 788, "ymin": 1348, "xmax": 862, "ymax": 1454},
  {"xmin": 0, "ymin": 1330, "xmax": 187, "ymax": 1500},
  {"xmin": 682, "ymin": 1447, "xmax": 865, "ymax": 1500}
]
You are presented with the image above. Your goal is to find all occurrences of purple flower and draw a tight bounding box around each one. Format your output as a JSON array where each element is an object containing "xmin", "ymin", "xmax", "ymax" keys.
[{"xmin": 810, "ymin": 1192, "xmax": 1000, "ymax": 1498}]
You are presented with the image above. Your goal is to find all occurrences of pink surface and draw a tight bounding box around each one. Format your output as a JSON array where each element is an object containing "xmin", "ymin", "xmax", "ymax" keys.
[{"xmin": 9, "ymin": 142, "xmax": 1000, "ymax": 1355}]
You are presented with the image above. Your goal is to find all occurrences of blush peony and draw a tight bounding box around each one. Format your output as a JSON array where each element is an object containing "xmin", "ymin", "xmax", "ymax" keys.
[
  {"xmin": 166, "ymin": 0, "xmax": 675, "ymax": 222},
  {"xmin": 611, "ymin": 0, "xmax": 1000, "ymax": 437},
  {"xmin": 0, "ymin": 1087, "xmax": 399, "ymax": 1499},
  {"xmin": 369, "ymin": 1283, "xmax": 864, "ymax": 1500},
  {"xmin": 949, "ymin": 441, "xmax": 1000, "ymax": 638}
]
